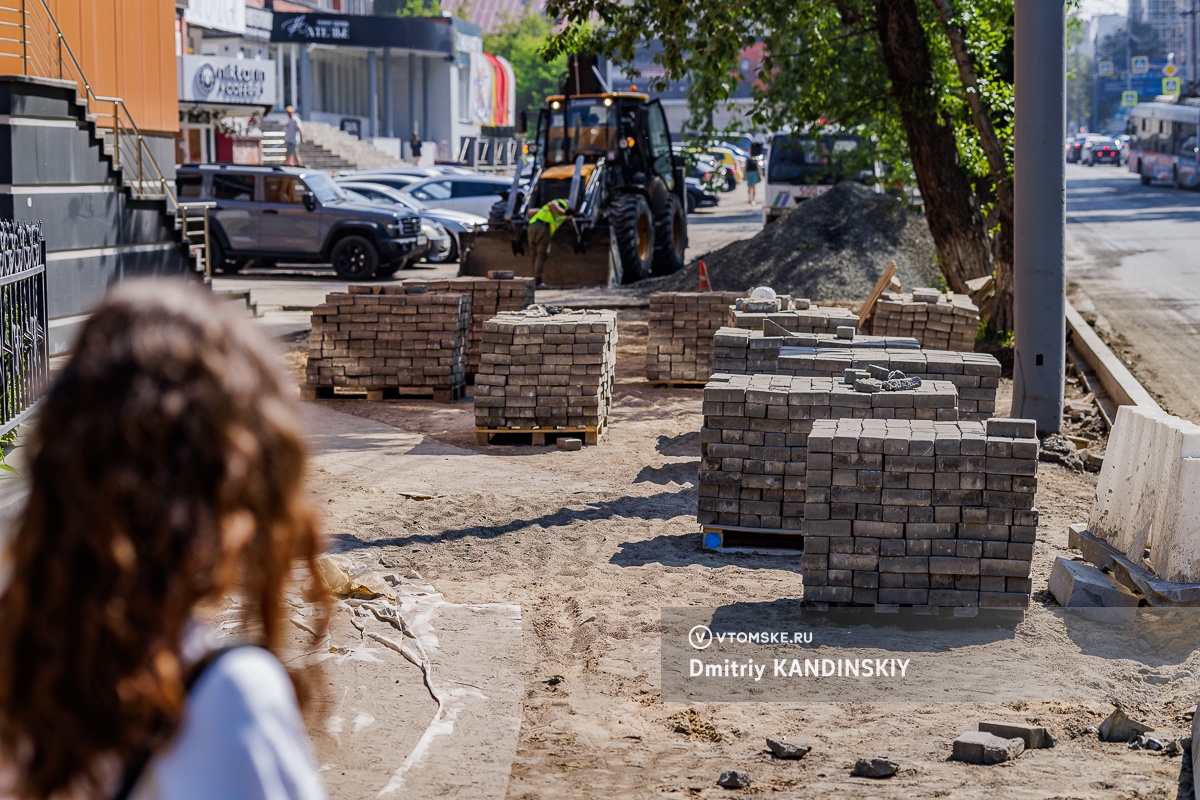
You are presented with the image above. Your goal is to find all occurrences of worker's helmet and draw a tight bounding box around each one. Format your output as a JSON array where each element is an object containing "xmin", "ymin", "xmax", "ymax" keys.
[{"xmin": 549, "ymin": 198, "xmax": 569, "ymax": 213}]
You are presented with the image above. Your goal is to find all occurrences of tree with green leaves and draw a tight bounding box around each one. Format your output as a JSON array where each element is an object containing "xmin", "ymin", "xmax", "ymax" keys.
[
  {"xmin": 546, "ymin": 0, "xmax": 1019, "ymax": 330},
  {"xmin": 485, "ymin": 13, "xmax": 569, "ymax": 124}
]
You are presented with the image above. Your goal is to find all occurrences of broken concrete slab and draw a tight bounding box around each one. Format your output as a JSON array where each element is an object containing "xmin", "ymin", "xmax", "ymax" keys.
[
  {"xmin": 851, "ymin": 757, "xmax": 899, "ymax": 778},
  {"xmin": 978, "ymin": 721, "xmax": 1057, "ymax": 749},
  {"xmin": 1098, "ymin": 707, "xmax": 1154, "ymax": 743},
  {"xmin": 1068, "ymin": 524, "xmax": 1200, "ymax": 607},
  {"xmin": 1048, "ymin": 557, "xmax": 1140, "ymax": 608},
  {"xmin": 952, "ymin": 731, "xmax": 1025, "ymax": 764},
  {"xmin": 766, "ymin": 739, "xmax": 811, "ymax": 760},
  {"xmin": 557, "ymin": 437, "xmax": 583, "ymax": 452}
]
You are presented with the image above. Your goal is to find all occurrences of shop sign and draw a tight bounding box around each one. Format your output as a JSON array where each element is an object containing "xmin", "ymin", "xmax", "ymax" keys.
[
  {"xmin": 245, "ymin": 8, "xmax": 274, "ymax": 41},
  {"xmin": 184, "ymin": 0, "xmax": 245, "ymax": 35},
  {"xmin": 180, "ymin": 54, "xmax": 277, "ymax": 106}
]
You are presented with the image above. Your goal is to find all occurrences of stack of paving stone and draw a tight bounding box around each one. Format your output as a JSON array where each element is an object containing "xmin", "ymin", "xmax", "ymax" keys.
[
  {"xmin": 402, "ymin": 276, "xmax": 535, "ymax": 379},
  {"xmin": 646, "ymin": 291, "xmax": 744, "ymax": 383},
  {"xmin": 726, "ymin": 296, "xmax": 860, "ymax": 334},
  {"xmin": 711, "ymin": 328, "xmax": 1000, "ymax": 420},
  {"xmin": 475, "ymin": 309, "xmax": 618, "ymax": 431},
  {"xmin": 873, "ymin": 289, "xmax": 979, "ymax": 352},
  {"xmin": 698, "ymin": 372, "xmax": 961, "ymax": 531},
  {"xmin": 802, "ymin": 417, "xmax": 1039, "ymax": 609},
  {"xmin": 305, "ymin": 285, "xmax": 469, "ymax": 399}
]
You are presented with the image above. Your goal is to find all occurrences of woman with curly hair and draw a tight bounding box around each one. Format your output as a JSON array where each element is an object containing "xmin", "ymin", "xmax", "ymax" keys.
[{"xmin": 0, "ymin": 280, "xmax": 329, "ymax": 799}]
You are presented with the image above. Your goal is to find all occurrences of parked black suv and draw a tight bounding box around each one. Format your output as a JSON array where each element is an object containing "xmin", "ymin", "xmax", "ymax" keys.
[{"xmin": 176, "ymin": 164, "xmax": 426, "ymax": 279}]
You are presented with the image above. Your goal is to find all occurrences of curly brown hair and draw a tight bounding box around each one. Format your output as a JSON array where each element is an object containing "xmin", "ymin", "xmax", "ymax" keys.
[{"xmin": 0, "ymin": 279, "xmax": 327, "ymax": 798}]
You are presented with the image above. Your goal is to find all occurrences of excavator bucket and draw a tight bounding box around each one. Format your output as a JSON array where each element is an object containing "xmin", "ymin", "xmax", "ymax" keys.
[{"xmin": 460, "ymin": 222, "xmax": 618, "ymax": 288}]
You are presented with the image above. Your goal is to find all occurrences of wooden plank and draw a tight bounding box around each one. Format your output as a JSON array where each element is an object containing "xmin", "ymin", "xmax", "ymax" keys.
[{"xmin": 857, "ymin": 260, "xmax": 899, "ymax": 329}]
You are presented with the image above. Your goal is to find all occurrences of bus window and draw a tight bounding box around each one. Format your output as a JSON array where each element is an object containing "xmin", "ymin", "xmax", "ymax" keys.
[{"xmin": 1180, "ymin": 136, "xmax": 1198, "ymax": 157}]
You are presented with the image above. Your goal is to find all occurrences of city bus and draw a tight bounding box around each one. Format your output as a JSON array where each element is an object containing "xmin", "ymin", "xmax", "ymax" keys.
[{"xmin": 1127, "ymin": 101, "xmax": 1200, "ymax": 188}]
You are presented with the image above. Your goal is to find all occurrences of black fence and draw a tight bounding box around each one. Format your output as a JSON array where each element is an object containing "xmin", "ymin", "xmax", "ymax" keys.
[{"xmin": 0, "ymin": 221, "xmax": 47, "ymax": 437}]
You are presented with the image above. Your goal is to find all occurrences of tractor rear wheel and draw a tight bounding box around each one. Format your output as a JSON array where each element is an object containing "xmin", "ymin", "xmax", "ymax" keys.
[
  {"xmin": 609, "ymin": 193, "xmax": 655, "ymax": 284},
  {"xmin": 652, "ymin": 195, "xmax": 687, "ymax": 275}
]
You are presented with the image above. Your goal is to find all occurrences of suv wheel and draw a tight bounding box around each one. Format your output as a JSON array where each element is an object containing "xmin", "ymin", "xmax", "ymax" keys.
[{"xmin": 331, "ymin": 234, "xmax": 380, "ymax": 280}]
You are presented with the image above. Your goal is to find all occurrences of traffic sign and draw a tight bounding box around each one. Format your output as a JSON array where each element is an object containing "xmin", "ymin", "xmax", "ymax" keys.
[
  {"xmin": 1098, "ymin": 60, "xmax": 1114, "ymax": 77},
  {"xmin": 1122, "ymin": 90, "xmax": 1139, "ymax": 107},
  {"xmin": 1164, "ymin": 63, "xmax": 1179, "ymax": 77},
  {"xmin": 1164, "ymin": 77, "xmax": 1181, "ymax": 94},
  {"xmin": 1132, "ymin": 55, "xmax": 1150, "ymax": 74}
]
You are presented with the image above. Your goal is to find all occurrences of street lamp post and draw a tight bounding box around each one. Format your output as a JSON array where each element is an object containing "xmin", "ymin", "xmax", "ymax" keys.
[{"xmin": 1012, "ymin": 0, "xmax": 1066, "ymax": 434}]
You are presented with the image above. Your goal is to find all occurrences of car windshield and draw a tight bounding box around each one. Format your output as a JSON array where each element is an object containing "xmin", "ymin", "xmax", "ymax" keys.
[
  {"xmin": 1090, "ymin": 138, "xmax": 1117, "ymax": 147},
  {"xmin": 303, "ymin": 173, "xmax": 345, "ymax": 204}
]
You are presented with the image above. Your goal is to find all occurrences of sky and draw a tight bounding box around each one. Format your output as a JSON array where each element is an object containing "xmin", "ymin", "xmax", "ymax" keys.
[{"xmin": 1078, "ymin": 0, "xmax": 1128, "ymax": 18}]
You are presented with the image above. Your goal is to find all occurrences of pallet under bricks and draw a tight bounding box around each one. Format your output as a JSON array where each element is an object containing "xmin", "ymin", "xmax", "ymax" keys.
[
  {"xmin": 474, "ymin": 309, "xmax": 618, "ymax": 430},
  {"xmin": 401, "ymin": 277, "xmax": 535, "ymax": 378},
  {"xmin": 726, "ymin": 299, "xmax": 860, "ymax": 333},
  {"xmin": 802, "ymin": 417, "xmax": 1040, "ymax": 609},
  {"xmin": 872, "ymin": 290, "xmax": 980, "ymax": 353},
  {"xmin": 646, "ymin": 291, "xmax": 744, "ymax": 382},
  {"xmin": 711, "ymin": 328, "xmax": 1001, "ymax": 420},
  {"xmin": 698, "ymin": 373, "xmax": 961, "ymax": 532},
  {"xmin": 305, "ymin": 285, "xmax": 468, "ymax": 394}
]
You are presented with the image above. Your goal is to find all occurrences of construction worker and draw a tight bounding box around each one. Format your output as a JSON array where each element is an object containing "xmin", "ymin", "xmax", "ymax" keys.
[{"xmin": 527, "ymin": 198, "xmax": 569, "ymax": 288}]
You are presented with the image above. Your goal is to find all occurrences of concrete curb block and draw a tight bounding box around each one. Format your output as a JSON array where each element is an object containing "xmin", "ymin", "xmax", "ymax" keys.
[{"xmin": 1065, "ymin": 300, "xmax": 1161, "ymax": 412}]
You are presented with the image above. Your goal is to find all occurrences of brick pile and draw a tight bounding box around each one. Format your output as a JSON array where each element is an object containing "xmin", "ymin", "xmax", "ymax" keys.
[
  {"xmin": 305, "ymin": 285, "xmax": 468, "ymax": 395},
  {"xmin": 726, "ymin": 298, "xmax": 860, "ymax": 334},
  {"xmin": 711, "ymin": 328, "xmax": 1000, "ymax": 420},
  {"xmin": 646, "ymin": 291, "xmax": 743, "ymax": 383},
  {"xmin": 475, "ymin": 309, "xmax": 618, "ymax": 430},
  {"xmin": 698, "ymin": 373, "xmax": 960, "ymax": 531},
  {"xmin": 802, "ymin": 417, "xmax": 1039, "ymax": 609},
  {"xmin": 401, "ymin": 276, "xmax": 535, "ymax": 378},
  {"xmin": 873, "ymin": 290, "xmax": 979, "ymax": 352}
]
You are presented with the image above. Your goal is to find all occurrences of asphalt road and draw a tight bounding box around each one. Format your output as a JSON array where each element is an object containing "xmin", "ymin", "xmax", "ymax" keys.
[{"xmin": 1066, "ymin": 161, "xmax": 1200, "ymax": 421}]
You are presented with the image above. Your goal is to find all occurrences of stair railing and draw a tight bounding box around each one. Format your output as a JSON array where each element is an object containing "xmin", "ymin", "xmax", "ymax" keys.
[{"xmin": 0, "ymin": 0, "xmax": 179, "ymax": 212}]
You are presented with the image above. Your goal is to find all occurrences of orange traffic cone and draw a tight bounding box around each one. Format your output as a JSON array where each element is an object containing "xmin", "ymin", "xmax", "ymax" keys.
[{"xmin": 698, "ymin": 259, "xmax": 711, "ymax": 292}]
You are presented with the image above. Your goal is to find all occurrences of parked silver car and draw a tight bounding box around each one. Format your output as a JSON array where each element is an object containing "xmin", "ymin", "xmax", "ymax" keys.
[
  {"xmin": 336, "ymin": 179, "xmax": 486, "ymax": 263},
  {"xmin": 397, "ymin": 174, "xmax": 513, "ymax": 218}
]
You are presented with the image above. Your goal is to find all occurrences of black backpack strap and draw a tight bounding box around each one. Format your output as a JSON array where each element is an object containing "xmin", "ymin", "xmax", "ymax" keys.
[{"xmin": 111, "ymin": 644, "xmax": 251, "ymax": 800}]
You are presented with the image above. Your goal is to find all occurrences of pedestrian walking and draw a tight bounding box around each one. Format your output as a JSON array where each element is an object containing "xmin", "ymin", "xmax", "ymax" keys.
[
  {"xmin": 284, "ymin": 105, "xmax": 305, "ymax": 166},
  {"xmin": 527, "ymin": 198, "xmax": 569, "ymax": 288},
  {"xmin": 410, "ymin": 132, "xmax": 423, "ymax": 166},
  {"xmin": 744, "ymin": 155, "xmax": 762, "ymax": 205},
  {"xmin": 0, "ymin": 280, "xmax": 329, "ymax": 800}
]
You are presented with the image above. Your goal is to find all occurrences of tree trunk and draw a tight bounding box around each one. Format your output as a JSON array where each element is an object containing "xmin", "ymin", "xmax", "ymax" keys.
[
  {"xmin": 874, "ymin": 0, "xmax": 995, "ymax": 295},
  {"xmin": 930, "ymin": 0, "xmax": 1015, "ymax": 330}
]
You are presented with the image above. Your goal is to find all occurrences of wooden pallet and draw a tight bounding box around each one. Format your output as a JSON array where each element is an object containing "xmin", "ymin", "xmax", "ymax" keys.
[
  {"xmin": 651, "ymin": 380, "xmax": 707, "ymax": 389},
  {"xmin": 301, "ymin": 384, "xmax": 464, "ymax": 403},
  {"xmin": 475, "ymin": 418, "xmax": 606, "ymax": 446},
  {"xmin": 701, "ymin": 524, "xmax": 803, "ymax": 554}
]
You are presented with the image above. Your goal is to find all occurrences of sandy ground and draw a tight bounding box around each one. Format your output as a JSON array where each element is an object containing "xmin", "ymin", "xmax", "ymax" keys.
[{"xmin": 279, "ymin": 305, "xmax": 1196, "ymax": 800}]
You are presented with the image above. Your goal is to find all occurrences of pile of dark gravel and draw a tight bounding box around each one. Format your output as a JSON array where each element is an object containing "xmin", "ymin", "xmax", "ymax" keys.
[{"xmin": 641, "ymin": 182, "xmax": 940, "ymax": 300}]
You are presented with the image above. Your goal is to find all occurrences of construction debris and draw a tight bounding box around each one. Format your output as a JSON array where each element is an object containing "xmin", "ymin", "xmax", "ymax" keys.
[
  {"xmin": 765, "ymin": 739, "xmax": 811, "ymax": 760},
  {"xmin": 716, "ymin": 770, "xmax": 751, "ymax": 789},
  {"xmin": 1048, "ymin": 557, "xmax": 1140, "ymax": 608},
  {"xmin": 951, "ymin": 731, "xmax": 1025, "ymax": 765},
  {"xmin": 1099, "ymin": 707, "xmax": 1154, "ymax": 743},
  {"xmin": 977, "ymin": 721, "xmax": 1057, "ymax": 749},
  {"xmin": 851, "ymin": 757, "xmax": 899, "ymax": 779}
]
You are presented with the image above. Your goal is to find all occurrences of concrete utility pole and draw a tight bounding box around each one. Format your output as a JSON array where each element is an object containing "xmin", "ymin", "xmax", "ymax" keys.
[{"xmin": 1012, "ymin": 0, "xmax": 1066, "ymax": 434}]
